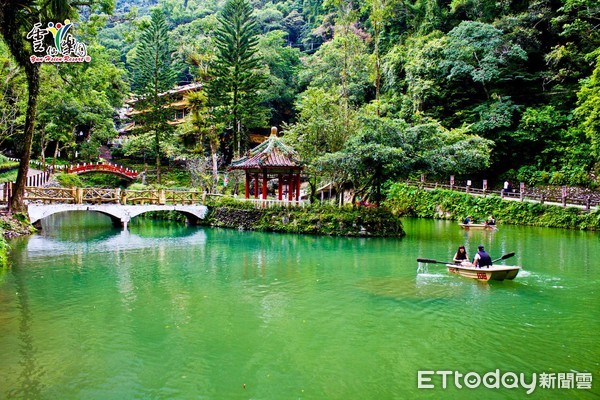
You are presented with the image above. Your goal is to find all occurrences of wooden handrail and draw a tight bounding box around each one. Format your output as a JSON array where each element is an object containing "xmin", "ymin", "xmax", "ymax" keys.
[
  {"xmin": 405, "ymin": 180, "xmax": 599, "ymax": 210},
  {"xmin": 66, "ymin": 163, "xmax": 138, "ymax": 179},
  {"xmin": 16, "ymin": 186, "xmax": 312, "ymax": 208}
]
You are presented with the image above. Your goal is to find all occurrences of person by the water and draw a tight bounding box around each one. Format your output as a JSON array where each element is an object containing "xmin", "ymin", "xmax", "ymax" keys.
[
  {"xmin": 473, "ymin": 245, "xmax": 492, "ymax": 268},
  {"xmin": 453, "ymin": 245, "xmax": 469, "ymax": 264}
]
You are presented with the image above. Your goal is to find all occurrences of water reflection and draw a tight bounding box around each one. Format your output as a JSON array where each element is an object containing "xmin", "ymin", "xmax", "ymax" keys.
[
  {"xmin": 25, "ymin": 228, "xmax": 207, "ymax": 257},
  {"xmin": 7, "ymin": 266, "xmax": 46, "ymax": 398},
  {"xmin": 1, "ymin": 215, "xmax": 598, "ymax": 399}
]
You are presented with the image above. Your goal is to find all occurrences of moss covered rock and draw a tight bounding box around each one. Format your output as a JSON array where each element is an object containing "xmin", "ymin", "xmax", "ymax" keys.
[{"xmin": 202, "ymin": 203, "xmax": 405, "ymax": 237}]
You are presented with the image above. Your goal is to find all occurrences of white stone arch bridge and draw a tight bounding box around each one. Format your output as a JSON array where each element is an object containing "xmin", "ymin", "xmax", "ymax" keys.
[
  {"xmin": 25, "ymin": 187, "xmax": 208, "ymax": 230},
  {"xmin": 28, "ymin": 204, "xmax": 208, "ymax": 230}
]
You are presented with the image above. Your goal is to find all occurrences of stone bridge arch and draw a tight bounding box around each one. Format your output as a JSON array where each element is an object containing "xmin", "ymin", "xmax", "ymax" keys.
[{"xmin": 28, "ymin": 204, "xmax": 208, "ymax": 230}]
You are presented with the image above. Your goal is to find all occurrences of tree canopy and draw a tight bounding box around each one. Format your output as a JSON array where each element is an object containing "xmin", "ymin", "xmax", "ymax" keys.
[{"xmin": 0, "ymin": 0, "xmax": 598, "ymax": 201}]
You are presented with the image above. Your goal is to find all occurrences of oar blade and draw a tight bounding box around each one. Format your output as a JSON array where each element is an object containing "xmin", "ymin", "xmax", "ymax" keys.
[
  {"xmin": 492, "ymin": 252, "xmax": 516, "ymax": 263},
  {"xmin": 417, "ymin": 258, "xmax": 446, "ymax": 264}
]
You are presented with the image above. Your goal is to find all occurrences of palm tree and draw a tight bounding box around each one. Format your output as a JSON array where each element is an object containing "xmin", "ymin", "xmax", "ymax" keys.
[{"xmin": 0, "ymin": 0, "xmax": 112, "ymax": 212}]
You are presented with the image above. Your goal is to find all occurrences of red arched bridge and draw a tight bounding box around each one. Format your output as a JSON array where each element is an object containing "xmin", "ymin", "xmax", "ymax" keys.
[{"xmin": 64, "ymin": 162, "xmax": 139, "ymax": 180}]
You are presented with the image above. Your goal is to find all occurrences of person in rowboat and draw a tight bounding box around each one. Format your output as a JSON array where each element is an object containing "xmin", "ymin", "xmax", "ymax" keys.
[
  {"xmin": 453, "ymin": 245, "xmax": 469, "ymax": 264},
  {"xmin": 463, "ymin": 215, "xmax": 472, "ymax": 224},
  {"xmin": 485, "ymin": 215, "xmax": 496, "ymax": 226},
  {"xmin": 473, "ymin": 245, "xmax": 492, "ymax": 268}
]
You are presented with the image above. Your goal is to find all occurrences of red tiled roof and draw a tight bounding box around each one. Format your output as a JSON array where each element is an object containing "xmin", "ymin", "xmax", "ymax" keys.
[
  {"xmin": 229, "ymin": 130, "xmax": 302, "ymax": 170},
  {"xmin": 233, "ymin": 146, "xmax": 298, "ymax": 168}
]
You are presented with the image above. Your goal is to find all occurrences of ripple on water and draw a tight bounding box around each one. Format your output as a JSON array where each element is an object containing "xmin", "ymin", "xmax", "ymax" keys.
[{"xmin": 2, "ymin": 217, "xmax": 599, "ymax": 399}]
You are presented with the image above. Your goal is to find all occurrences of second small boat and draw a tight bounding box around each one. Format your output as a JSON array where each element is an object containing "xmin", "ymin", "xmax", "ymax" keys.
[{"xmin": 459, "ymin": 223, "xmax": 497, "ymax": 230}]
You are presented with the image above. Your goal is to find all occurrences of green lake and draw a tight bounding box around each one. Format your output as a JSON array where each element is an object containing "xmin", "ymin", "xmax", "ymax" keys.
[{"xmin": 0, "ymin": 212, "xmax": 598, "ymax": 399}]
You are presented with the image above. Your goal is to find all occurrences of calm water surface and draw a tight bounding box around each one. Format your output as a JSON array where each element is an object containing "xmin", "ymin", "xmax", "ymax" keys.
[{"xmin": 0, "ymin": 213, "xmax": 598, "ymax": 399}]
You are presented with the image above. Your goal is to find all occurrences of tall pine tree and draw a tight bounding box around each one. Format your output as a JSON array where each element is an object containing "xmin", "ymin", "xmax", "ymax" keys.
[
  {"xmin": 131, "ymin": 8, "xmax": 177, "ymax": 184},
  {"xmin": 211, "ymin": 0, "xmax": 267, "ymax": 160}
]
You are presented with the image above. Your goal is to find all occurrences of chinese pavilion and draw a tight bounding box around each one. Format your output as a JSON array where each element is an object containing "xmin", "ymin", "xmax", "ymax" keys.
[{"xmin": 229, "ymin": 127, "xmax": 304, "ymax": 201}]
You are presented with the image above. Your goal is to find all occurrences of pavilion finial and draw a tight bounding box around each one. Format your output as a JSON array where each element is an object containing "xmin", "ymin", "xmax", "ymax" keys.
[{"xmin": 270, "ymin": 126, "xmax": 278, "ymax": 137}]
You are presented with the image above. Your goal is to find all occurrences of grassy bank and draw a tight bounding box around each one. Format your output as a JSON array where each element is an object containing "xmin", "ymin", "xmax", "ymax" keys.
[
  {"xmin": 0, "ymin": 212, "xmax": 37, "ymax": 268},
  {"xmin": 143, "ymin": 197, "xmax": 405, "ymax": 237},
  {"xmin": 0, "ymin": 234, "xmax": 7, "ymax": 268},
  {"xmin": 384, "ymin": 183, "xmax": 600, "ymax": 231}
]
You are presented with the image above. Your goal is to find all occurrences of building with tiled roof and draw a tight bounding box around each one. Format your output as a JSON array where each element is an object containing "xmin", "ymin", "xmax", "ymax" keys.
[
  {"xmin": 115, "ymin": 82, "xmax": 203, "ymax": 138},
  {"xmin": 229, "ymin": 127, "xmax": 304, "ymax": 201}
]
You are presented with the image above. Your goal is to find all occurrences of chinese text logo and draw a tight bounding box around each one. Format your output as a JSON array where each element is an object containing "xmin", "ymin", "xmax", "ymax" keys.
[{"xmin": 26, "ymin": 20, "xmax": 91, "ymax": 63}]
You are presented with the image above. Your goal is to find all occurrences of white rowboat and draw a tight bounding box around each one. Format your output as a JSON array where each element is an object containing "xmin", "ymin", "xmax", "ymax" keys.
[
  {"xmin": 416, "ymin": 252, "xmax": 519, "ymax": 282},
  {"xmin": 459, "ymin": 223, "xmax": 497, "ymax": 230},
  {"xmin": 446, "ymin": 263, "xmax": 520, "ymax": 282}
]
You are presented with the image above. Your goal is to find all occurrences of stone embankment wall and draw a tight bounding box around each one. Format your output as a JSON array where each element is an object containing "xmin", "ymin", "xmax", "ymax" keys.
[{"xmin": 202, "ymin": 205, "xmax": 405, "ymax": 237}]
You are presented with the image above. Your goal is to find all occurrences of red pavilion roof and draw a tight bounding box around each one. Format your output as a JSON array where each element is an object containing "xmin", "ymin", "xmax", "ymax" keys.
[{"xmin": 229, "ymin": 128, "xmax": 303, "ymax": 171}]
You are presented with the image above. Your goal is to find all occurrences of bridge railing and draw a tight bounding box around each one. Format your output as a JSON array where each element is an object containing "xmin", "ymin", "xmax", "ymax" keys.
[
  {"xmin": 81, "ymin": 188, "xmax": 121, "ymax": 204},
  {"xmin": 20, "ymin": 187, "xmax": 310, "ymax": 208},
  {"xmin": 121, "ymin": 189, "xmax": 161, "ymax": 205},
  {"xmin": 24, "ymin": 187, "xmax": 79, "ymax": 203},
  {"xmin": 23, "ymin": 187, "xmax": 206, "ymax": 206},
  {"xmin": 235, "ymin": 197, "xmax": 310, "ymax": 208},
  {"xmin": 165, "ymin": 190, "xmax": 204, "ymax": 205},
  {"xmin": 406, "ymin": 180, "xmax": 599, "ymax": 210},
  {"xmin": 64, "ymin": 162, "xmax": 138, "ymax": 179}
]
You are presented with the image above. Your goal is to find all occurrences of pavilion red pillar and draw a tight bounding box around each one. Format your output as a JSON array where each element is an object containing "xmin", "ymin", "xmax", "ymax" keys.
[
  {"xmin": 262, "ymin": 170, "xmax": 268, "ymax": 199},
  {"xmin": 296, "ymin": 173, "xmax": 301, "ymax": 201},
  {"xmin": 288, "ymin": 172, "xmax": 293, "ymax": 201},
  {"xmin": 254, "ymin": 173, "xmax": 259, "ymax": 199},
  {"xmin": 245, "ymin": 171, "xmax": 250, "ymax": 198},
  {"xmin": 278, "ymin": 174, "xmax": 282, "ymax": 200}
]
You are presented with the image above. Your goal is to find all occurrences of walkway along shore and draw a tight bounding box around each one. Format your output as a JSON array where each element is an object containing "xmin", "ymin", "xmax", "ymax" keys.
[
  {"xmin": 405, "ymin": 179, "xmax": 599, "ymax": 212},
  {"xmin": 386, "ymin": 182, "xmax": 600, "ymax": 231}
]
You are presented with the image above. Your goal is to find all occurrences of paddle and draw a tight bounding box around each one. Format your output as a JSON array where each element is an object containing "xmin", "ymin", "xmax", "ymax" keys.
[
  {"xmin": 416, "ymin": 252, "xmax": 515, "ymax": 266},
  {"xmin": 416, "ymin": 258, "xmax": 452, "ymax": 265},
  {"xmin": 492, "ymin": 252, "xmax": 515, "ymax": 263}
]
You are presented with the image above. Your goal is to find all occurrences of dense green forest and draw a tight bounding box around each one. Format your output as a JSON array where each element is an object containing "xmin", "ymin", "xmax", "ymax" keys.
[{"xmin": 1, "ymin": 0, "xmax": 599, "ymax": 204}]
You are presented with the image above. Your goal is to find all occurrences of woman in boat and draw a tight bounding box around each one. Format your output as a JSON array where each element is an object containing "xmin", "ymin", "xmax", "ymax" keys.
[
  {"xmin": 453, "ymin": 245, "xmax": 469, "ymax": 264},
  {"xmin": 463, "ymin": 215, "xmax": 472, "ymax": 225},
  {"xmin": 485, "ymin": 215, "xmax": 496, "ymax": 226}
]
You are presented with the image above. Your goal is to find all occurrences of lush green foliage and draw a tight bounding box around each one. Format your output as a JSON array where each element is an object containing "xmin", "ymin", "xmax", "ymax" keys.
[
  {"xmin": 1, "ymin": 0, "xmax": 599, "ymax": 201},
  {"xmin": 35, "ymin": 46, "xmax": 127, "ymax": 162},
  {"xmin": 130, "ymin": 8, "xmax": 179, "ymax": 184},
  {"xmin": 56, "ymin": 173, "xmax": 83, "ymax": 188},
  {"xmin": 0, "ymin": 0, "xmax": 115, "ymax": 211},
  {"xmin": 0, "ymin": 235, "xmax": 6, "ymax": 268},
  {"xmin": 78, "ymin": 173, "xmax": 131, "ymax": 188},
  {"xmin": 201, "ymin": 200, "xmax": 406, "ymax": 237},
  {"xmin": 210, "ymin": 0, "xmax": 268, "ymax": 159},
  {"xmin": 314, "ymin": 117, "xmax": 493, "ymax": 202},
  {"xmin": 385, "ymin": 183, "xmax": 600, "ymax": 231},
  {"xmin": 0, "ymin": 169, "xmax": 18, "ymax": 183},
  {"xmin": 575, "ymin": 54, "xmax": 600, "ymax": 163},
  {"xmin": 0, "ymin": 153, "xmax": 20, "ymax": 174}
]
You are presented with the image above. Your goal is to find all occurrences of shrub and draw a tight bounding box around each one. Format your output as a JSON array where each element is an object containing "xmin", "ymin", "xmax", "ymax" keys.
[
  {"xmin": 384, "ymin": 183, "xmax": 600, "ymax": 230},
  {"xmin": 127, "ymin": 183, "xmax": 148, "ymax": 190},
  {"xmin": 56, "ymin": 173, "xmax": 83, "ymax": 188}
]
